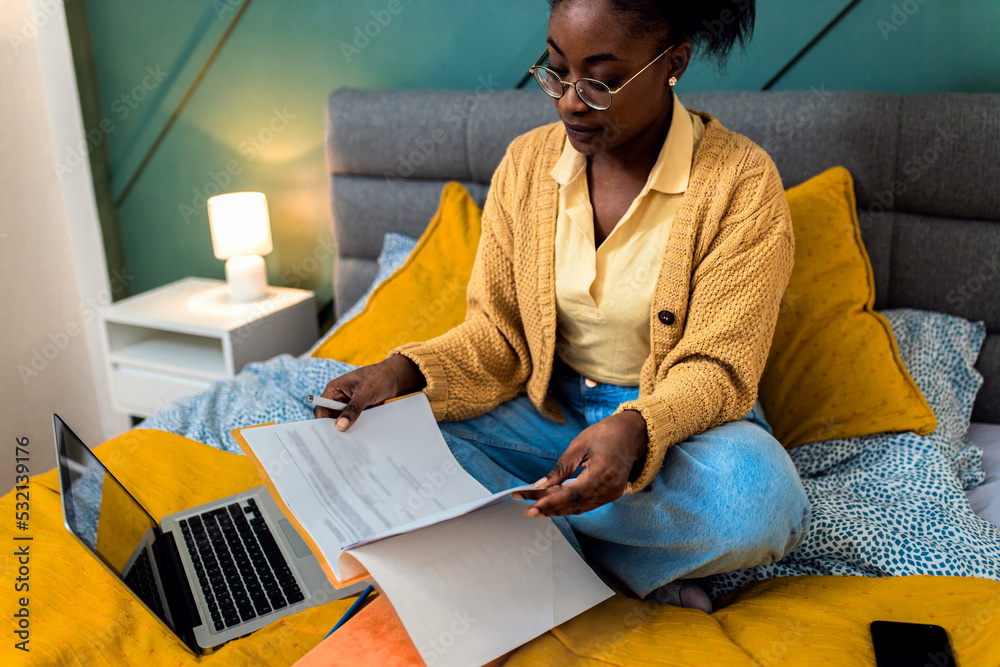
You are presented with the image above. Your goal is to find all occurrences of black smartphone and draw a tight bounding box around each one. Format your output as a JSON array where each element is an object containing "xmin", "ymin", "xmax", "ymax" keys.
[{"xmin": 870, "ymin": 621, "xmax": 956, "ymax": 667}]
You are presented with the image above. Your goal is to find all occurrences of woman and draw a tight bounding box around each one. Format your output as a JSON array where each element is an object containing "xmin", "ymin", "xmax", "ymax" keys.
[{"xmin": 316, "ymin": 0, "xmax": 810, "ymax": 611}]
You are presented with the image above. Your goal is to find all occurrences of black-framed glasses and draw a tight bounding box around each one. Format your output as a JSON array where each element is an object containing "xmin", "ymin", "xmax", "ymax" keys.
[{"xmin": 528, "ymin": 44, "xmax": 677, "ymax": 111}]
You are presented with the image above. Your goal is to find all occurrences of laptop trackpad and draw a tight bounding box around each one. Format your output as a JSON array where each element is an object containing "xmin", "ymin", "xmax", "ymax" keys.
[{"xmin": 279, "ymin": 518, "xmax": 311, "ymax": 559}]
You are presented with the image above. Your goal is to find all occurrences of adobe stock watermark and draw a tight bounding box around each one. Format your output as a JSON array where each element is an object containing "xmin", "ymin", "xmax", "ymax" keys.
[
  {"xmin": 212, "ymin": 0, "xmax": 242, "ymax": 20},
  {"xmin": 282, "ymin": 239, "xmax": 335, "ymax": 290},
  {"xmin": 699, "ymin": 0, "xmax": 753, "ymax": 41},
  {"xmin": 6, "ymin": 0, "xmax": 70, "ymax": 52},
  {"xmin": 11, "ymin": 435, "xmax": 32, "ymax": 653},
  {"xmin": 584, "ymin": 583, "xmax": 715, "ymax": 661},
  {"xmin": 373, "ymin": 275, "xmax": 466, "ymax": 353},
  {"xmin": 584, "ymin": 116, "xmax": 629, "ymax": 154},
  {"xmin": 878, "ymin": 0, "xmax": 935, "ymax": 41},
  {"xmin": 611, "ymin": 237, "xmax": 665, "ymax": 304},
  {"xmin": 178, "ymin": 106, "xmax": 295, "ymax": 224},
  {"xmin": 418, "ymin": 610, "xmax": 478, "ymax": 666},
  {"xmin": 774, "ymin": 86, "xmax": 834, "ymax": 139},
  {"xmin": 392, "ymin": 460, "xmax": 462, "ymax": 522},
  {"xmin": 229, "ymin": 298, "xmax": 283, "ymax": 347},
  {"xmin": 383, "ymin": 75, "xmax": 503, "ymax": 181},
  {"xmin": 858, "ymin": 123, "xmax": 962, "ymax": 231},
  {"xmin": 952, "ymin": 588, "xmax": 1000, "ymax": 655},
  {"xmin": 53, "ymin": 65, "xmax": 169, "ymax": 179},
  {"xmin": 521, "ymin": 522, "xmax": 565, "ymax": 565},
  {"xmin": 947, "ymin": 251, "xmax": 1000, "ymax": 310},
  {"xmin": 777, "ymin": 286, "xmax": 803, "ymax": 317},
  {"xmin": 811, "ymin": 414, "xmax": 850, "ymax": 443},
  {"xmin": 18, "ymin": 268, "xmax": 135, "ymax": 386},
  {"xmin": 340, "ymin": 0, "xmax": 412, "ymax": 63},
  {"xmin": 384, "ymin": 86, "xmax": 625, "ymax": 183},
  {"xmin": 755, "ymin": 619, "xmax": 810, "ymax": 665}
]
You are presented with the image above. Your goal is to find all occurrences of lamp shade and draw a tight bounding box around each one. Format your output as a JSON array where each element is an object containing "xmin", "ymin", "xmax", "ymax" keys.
[{"xmin": 207, "ymin": 192, "xmax": 273, "ymax": 259}]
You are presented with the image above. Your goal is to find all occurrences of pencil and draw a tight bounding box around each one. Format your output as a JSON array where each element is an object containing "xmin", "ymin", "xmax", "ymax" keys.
[
  {"xmin": 324, "ymin": 585, "xmax": 375, "ymax": 639},
  {"xmin": 306, "ymin": 394, "xmax": 348, "ymax": 411}
]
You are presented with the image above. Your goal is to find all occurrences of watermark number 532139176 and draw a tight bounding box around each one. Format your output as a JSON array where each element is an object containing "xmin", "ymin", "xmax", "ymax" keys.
[{"xmin": 12, "ymin": 436, "xmax": 32, "ymax": 653}]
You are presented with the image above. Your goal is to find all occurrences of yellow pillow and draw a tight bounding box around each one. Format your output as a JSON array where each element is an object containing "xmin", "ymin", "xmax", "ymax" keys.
[
  {"xmin": 312, "ymin": 182, "xmax": 481, "ymax": 365},
  {"xmin": 759, "ymin": 166, "xmax": 936, "ymax": 448}
]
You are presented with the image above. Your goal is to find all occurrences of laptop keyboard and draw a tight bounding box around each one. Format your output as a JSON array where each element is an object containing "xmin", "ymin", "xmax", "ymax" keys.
[
  {"xmin": 178, "ymin": 497, "xmax": 306, "ymax": 632},
  {"xmin": 123, "ymin": 546, "xmax": 167, "ymax": 620}
]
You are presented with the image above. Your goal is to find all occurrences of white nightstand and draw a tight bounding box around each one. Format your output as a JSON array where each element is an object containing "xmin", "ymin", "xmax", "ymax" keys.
[{"xmin": 99, "ymin": 277, "xmax": 318, "ymax": 418}]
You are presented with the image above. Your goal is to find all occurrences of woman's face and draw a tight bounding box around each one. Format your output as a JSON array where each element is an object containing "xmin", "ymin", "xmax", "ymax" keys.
[{"xmin": 546, "ymin": 0, "xmax": 689, "ymax": 157}]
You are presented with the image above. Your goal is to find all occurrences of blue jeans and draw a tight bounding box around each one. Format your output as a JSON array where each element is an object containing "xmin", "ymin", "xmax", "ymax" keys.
[{"xmin": 438, "ymin": 360, "xmax": 811, "ymax": 598}]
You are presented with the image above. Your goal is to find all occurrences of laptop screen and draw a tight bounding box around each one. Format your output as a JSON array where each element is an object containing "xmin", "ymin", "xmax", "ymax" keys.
[{"xmin": 53, "ymin": 415, "xmax": 171, "ymax": 625}]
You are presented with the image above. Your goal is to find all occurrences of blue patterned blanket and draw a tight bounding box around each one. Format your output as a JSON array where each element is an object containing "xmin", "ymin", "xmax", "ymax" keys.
[{"xmin": 141, "ymin": 308, "xmax": 1000, "ymax": 595}]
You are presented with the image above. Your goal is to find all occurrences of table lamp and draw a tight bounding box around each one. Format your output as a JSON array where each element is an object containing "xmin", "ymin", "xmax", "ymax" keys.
[{"xmin": 207, "ymin": 191, "xmax": 273, "ymax": 303}]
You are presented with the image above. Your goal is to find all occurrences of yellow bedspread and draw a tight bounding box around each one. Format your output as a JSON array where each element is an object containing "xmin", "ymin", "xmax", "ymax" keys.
[
  {"xmin": 3, "ymin": 429, "xmax": 999, "ymax": 666},
  {"xmin": 0, "ymin": 430, "xmax": 354, "ymax": 666}
]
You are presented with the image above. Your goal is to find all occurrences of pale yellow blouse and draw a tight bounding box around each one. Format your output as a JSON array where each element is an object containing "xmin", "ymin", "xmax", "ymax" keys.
[{"xmin": 551, "ymin": 93, "xmax": 705, "ymax": 385}]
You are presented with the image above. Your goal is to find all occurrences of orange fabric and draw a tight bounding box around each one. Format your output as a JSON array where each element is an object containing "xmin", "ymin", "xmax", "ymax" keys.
[
  {"xmin": 294, "ymin": 597, "xmax": 423, "ymax": 667},
  {"xmin": 0, "ymin": 429, "xmax": 355, "ymax": 666},
  {"xmin": 759, "ymin": 166, "xmax": 937, "ymax": 448}
]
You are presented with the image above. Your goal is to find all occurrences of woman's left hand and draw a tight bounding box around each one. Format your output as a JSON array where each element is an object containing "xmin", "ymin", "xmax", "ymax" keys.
[{"xmin": 516, "ymin": 410, "xmax": 649, "ymax": 516}]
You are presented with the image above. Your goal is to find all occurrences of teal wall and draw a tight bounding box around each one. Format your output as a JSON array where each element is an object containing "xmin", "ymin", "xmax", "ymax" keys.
[{"xmin": 80, "ymin": 0, "xmax": 1000, "ymax": 311}]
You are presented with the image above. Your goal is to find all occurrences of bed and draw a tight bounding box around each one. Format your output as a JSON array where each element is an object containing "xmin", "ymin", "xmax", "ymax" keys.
[{"xmin": 3, "ymin": 89, "xmax": 999, "ymax": 666}]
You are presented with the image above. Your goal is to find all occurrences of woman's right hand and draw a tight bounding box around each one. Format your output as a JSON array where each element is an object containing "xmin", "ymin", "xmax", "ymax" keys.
[{"xmin": 313, "ymin": 354, "xmax": 426, "ymax": 430}]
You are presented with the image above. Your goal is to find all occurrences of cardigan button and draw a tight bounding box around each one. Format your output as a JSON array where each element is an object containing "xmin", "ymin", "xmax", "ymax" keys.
[{"xmin": 657, "ymin": 310, "xmax": 675, "ymax": 326}]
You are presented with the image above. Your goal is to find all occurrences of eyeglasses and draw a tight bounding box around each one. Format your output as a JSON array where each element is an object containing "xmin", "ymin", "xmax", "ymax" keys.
[{"xmin": 528, "ymin": 44, "xmax": 676, "ymax": 111}]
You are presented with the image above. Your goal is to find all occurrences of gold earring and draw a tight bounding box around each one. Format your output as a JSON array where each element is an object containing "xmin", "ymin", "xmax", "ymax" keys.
[{"xmin": 668, "ymin": 76, "xmax": 678, "ymax": 87}]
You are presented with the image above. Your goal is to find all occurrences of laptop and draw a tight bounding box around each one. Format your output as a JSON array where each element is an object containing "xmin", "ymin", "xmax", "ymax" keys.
[{"xmin": 53, "ymin": 414, "xmax": 366, "ymax": 654}]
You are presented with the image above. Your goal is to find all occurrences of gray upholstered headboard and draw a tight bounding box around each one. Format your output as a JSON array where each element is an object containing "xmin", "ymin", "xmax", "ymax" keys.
[{"xmin": 325, "ymin": 88, "xmax": 1000, "ymax": 423}]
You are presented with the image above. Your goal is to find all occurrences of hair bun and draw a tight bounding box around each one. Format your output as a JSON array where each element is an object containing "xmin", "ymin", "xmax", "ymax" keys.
[{"xmin": 549, "ymin": 0, "xmax": 756, "ymax": 69}]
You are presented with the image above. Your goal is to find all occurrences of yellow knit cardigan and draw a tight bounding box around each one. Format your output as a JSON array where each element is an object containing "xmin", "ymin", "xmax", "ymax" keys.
[{"xmin": 394, "ymin": 112, "xmax": 794, "ymax": 492}]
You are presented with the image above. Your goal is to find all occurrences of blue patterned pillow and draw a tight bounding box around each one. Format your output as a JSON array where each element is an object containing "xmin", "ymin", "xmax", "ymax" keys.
[
  {"xmin": 709, "ymin": 308, "xmax": 995, "ymax": 597},
  {"xmin": 881, "ymin": 308, "xmax": 987, "ymax": 489},
  {"xmin": 305, "ymin": 233, "xmax": 418, "ymax": 356}
]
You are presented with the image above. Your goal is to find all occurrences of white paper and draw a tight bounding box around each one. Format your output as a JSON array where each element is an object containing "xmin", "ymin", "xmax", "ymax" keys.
[
  {"xmin": 242, "ymin": 392, "xmax": 614, "ymax": 663},
  {"xmin": 350, "ymin": 483, "xmax": 537, "ymax": 548},
  {"xmin": 348, "ymin": 500, "xmax": 614, "ymax": 667},
  {"xmin": 240, "ymin": 393, "xmax": 496, "ymax": 579}
]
